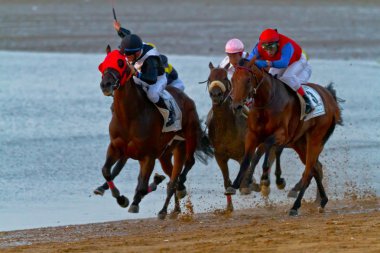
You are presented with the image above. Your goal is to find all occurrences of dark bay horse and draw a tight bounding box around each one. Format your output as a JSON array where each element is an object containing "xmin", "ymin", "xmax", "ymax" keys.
[
  {"xmin": 98, "ymin": 47, "xmax": 213, "ymax": 219},
  {"xmin": 230, "ymin": 60, "xmax": 343, "ymax": 216},
  {"xmin": 206, "ymin": 63, "xmax": 285, "ymax": 210}
]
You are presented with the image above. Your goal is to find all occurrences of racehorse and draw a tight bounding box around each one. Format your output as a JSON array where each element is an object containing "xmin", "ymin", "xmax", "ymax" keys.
[
  {"xmin": 206, "ymin": 63, "xmax": 286, "ymax": 210},
  {"xmin": 98, "ymin": 46, "xmax": 213, "ymax": 219},
  {"xmin": 230, "ymin": 59, "xmax": 343, "ymax": 215}
]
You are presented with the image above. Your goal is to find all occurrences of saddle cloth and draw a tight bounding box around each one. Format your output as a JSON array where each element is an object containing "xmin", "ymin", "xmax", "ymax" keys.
[
  {"xmin": 154, "ymin": 90, "xmax": 182, "ymax": 132},
  {"xmin": 297, "ymin": 85, "xmax": 326, "ymax": 121}
]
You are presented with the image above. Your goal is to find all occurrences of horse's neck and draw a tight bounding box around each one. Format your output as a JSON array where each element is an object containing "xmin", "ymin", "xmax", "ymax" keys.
[
  {"xmin": 254, "ymin": 74, "xmax": 274, "ymax": 107},
  {"xmin": 212, "ymin": 99, "xmax": 244, "ymax": 130},
  {"xmin": 113, "ymin": 81, "xmax": 143, "ymax": 128}
]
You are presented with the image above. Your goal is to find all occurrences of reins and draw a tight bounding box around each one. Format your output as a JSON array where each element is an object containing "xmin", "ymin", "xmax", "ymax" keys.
[{"xmin": 235, "ymin": 66, "xmax": 275, "ymax": 110}]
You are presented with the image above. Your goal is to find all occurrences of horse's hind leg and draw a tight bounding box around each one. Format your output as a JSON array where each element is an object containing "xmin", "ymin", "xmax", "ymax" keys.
[
  {"xmin": 128, "ymin": 156, "xmax": 155, "ymax": 213},
  {"xmin": 94, "ymin": 157, "xmax": 128, "ymax": 196},
  {"xmin": 274, "ymin": 146, "xmax": 286, "ymax": 190},
  {"xmin": 177, "ymin": 154, "xmax": 195, "ymax": 199},
  {"xmin": 158, "ymin": 144, "xmax": 186, "ymax": 220},
  {"xmin": 290, "ymin": 138, "xmax": 327, "ymax": 216}
]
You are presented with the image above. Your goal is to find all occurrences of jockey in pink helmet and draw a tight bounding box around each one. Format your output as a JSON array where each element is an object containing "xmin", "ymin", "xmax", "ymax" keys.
[
  {"xmin": 219, "ymin": 38, "xmax": 250, "ymax": 78},
  {"xmin": 247, "ymin": 28, "xmax": 315, "ymax": 114}
]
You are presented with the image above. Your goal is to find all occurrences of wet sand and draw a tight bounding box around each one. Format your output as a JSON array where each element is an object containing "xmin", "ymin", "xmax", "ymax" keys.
[
  {"xmin": 1, "ymin": 199, "xmax": 379, "ymax": 252},
  {"xmin": 1, "ymin": 0, "xmax": 380, "ymax": 252}
]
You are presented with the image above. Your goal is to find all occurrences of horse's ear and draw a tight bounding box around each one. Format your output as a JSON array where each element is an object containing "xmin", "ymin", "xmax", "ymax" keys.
[
  {"xmin": 106, "ymin": 45, "xmax": 111, "ymax": 55},
  {"xmin": 209, "ymin": 62, "xmax": 214, "ymax": 70}
]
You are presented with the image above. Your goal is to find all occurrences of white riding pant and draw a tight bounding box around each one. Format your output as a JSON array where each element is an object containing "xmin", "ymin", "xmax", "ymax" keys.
[
  {"xmin": 269, "ymin": 54, "xmax": 312, "ymax": 91},
  {"xmin": 169, "ymin": 78, "xmax": 185, "ymax": 91},
  {"xmin": 133, "ymin": 75, "xmax": 167, "ymax": 103}
]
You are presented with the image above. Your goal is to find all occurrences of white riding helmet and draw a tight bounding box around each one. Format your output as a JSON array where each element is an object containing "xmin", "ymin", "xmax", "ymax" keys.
[{"xmin": 225, "ymin": 38, "xmax": 244, "ymax": 54}]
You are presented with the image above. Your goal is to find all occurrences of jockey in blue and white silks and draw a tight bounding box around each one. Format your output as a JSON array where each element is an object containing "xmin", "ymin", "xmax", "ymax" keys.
[{"xmin": 114, "ymin": 21, "xmax": 175, "ymax": 127}]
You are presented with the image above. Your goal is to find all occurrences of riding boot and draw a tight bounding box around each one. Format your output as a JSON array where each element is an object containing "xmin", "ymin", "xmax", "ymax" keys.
[
  {"xmin": 155, "ymin": 97, "xmax": 175, "ymax": 127},
  {"xmin": 302, "ymin": 94, "xmax": 314, "ymax": 114}
]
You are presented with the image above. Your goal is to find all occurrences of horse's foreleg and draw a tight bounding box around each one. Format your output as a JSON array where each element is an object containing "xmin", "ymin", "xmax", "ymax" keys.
[
  {"xmin": 94, "ymin": 157, "xmax": 128, "ymax": 196},
  {"xmin": 258, "ymin": 136, "xmax": 277, "ymax": 196},
  {"xmin": 128, "ymin": 157, "xmax": 155, "ymax": 213},
  {"xmin": 101, "ymin": 145, "xmax": 129, "ymax": 208},
  {"xmin": 232, "ymin": 131, "xmax": 258, "ymax": 190},
  {"xmin": 240, "ymin": 145, "xmax": 265, "ymax": 194},
  {"xmin": 214, "ymin": 155, "xmax": 234, "ymax": 210}
]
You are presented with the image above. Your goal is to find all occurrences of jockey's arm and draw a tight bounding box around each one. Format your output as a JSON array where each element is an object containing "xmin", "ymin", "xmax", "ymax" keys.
[
  {"xmin": 247, "ymin": 43, "xmax": 260, "ymax": 61},
  {"xmin": 271, "ymin": 43, "xmax": 294, "ymax": 68},
  {"xmin": 166, "ymin": 65, "xmax": 178, "ymax": 85},
  {"xmin": 138, "ymin": 57, "xmax": 160, "ymax": 84},
  {"xmin": 117, "ymin": 27, "xmax": 131, "ymax": 38}
]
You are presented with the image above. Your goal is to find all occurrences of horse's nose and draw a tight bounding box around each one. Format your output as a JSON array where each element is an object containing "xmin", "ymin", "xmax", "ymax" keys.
[{"xmin": 100, "ymin": 81, "xmax": 111, "ymax": 89}]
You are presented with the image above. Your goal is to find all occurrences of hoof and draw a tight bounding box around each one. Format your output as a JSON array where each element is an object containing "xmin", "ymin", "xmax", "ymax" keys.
[
  {"xmin": 250, "ymin": 183, "xmax": 261, "ymax": 192},
  {"xmin": 260, "ymin": 185, "xmax": 270, "ymax": 197},
  {"xmin": 239, "ymin": 187, "xmax": 251, "ymax": 195},
  {"xmin": 260, "ymin": 179, "xmax": 270, "ymax": 187},
  {"xmin": 93, "ymin": 186, "xmax": 105, "ymax": 196},
  {"xmin": 169, "ymin": 209, "xmax": 180, "ymax": 219},
  {"xmin": 176, "ymin": 188, "xmax": 187, "ymax": 199},
  {"xmin": 287, "ymin": 190, "xmax": 298, "ymax": 198},
  {"xmin": 276, "ymin": 178, "xmax": 286, "ymax": 190},
  {"xmin": 289, "ymin": 209, "xmax": 298, "ymax": 216},
  {"xmin": 158, "ymin": 210, "xmax": 167, "ymax": 220},
  {"xmin": 318, "ymin": 207, "xmax": 325, "ymax": 213},
  {"xmin": 154, "ymin": 173, "xmax": 166, "ymax": 185},
  {"xmin": 128, "ymin": 204, "xmax": 139, "ymax": 213},
  {"xmin": 227, "ymin": 203, "xmax": 234, "ymax": 212},
  {"xmin": 225, "ymin": 186, "xmax": 236, "ymax": 195},
  {"xmin": 116, "ymin": 195, "xmax": 129, "ymax": 208}
]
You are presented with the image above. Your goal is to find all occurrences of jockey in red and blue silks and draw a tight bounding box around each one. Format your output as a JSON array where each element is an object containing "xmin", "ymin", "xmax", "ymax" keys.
[{"xmin": 247, "ymin": 28, "xmax": 315, "ymax": 114}]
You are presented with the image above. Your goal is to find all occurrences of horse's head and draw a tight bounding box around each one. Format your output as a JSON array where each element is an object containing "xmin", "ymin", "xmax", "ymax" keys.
[
  {"xmin": 98, "ymin": 45, "xmax": 132, "ymax": 96},
  {"xmin": 207, "ymin": 62, "xmax": 231, "ymax": 105},
  {"xmin": 231, "ymin": 59, "xmax": 263, "ymax": 110}
]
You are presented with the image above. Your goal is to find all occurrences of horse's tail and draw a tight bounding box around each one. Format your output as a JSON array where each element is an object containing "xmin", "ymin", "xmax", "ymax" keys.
[
  {"xmin": 323, "ymin": 82, "xmax": 344, "ymax": 145},
  {"xmin": 326, "ymin": 82, "xmax": 344, "ymax": 126},
  {"xmin": 194, "ymin": 119, "xmax": 214, "ymax": 165}
]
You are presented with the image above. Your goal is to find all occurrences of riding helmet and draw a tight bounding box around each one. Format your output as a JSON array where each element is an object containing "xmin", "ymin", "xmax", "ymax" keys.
[{"xmin": 120, "ymin": 34, "xmax": 143, "ymax": 55}]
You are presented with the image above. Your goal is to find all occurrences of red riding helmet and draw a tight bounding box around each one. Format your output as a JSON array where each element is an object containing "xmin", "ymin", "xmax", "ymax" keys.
[{"xmin": 259, "ymin": 29, "xmax": 280, "ymax": 44}]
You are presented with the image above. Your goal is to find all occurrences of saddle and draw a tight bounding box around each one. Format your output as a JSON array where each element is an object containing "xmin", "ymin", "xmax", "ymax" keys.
[
  {"xmin": 296, "ymin": 85, "xmax": 325, "ymax": 121},
  {"xmin": 154, "ymin": 90, "xmax": 182, "ymax": 132}
]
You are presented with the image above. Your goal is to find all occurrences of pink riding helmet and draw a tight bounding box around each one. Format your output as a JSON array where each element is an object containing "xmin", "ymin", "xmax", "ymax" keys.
[{"xmin": 225, "ymin": 38, "xmax": 244, "ymax": 54}]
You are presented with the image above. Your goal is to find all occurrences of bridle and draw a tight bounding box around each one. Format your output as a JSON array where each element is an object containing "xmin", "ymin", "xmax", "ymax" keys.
[
  {"xmin": 203, "ymin": 69, "xmax": 233, "ymax": 105},
  {"xmin": 234, "ymin": 65, "xmax": 275, "ymax": 109},
  {"xmin": 235, "ymin": 66, "xmax": 265, "ymax": 96},
  {"xmin": 103, "ymin": 64, "xmax": 133, "ymax": 93}
]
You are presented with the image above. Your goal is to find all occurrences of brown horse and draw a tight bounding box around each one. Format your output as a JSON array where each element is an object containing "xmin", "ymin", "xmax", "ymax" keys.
[
  {"xmin": 230, "ymin": 59, "xmax": 343, "ymax": 216},
  {"xmin": 98, "ymin": 46, "xmax": 213, "ymax": 219},
  {"xmin": 206, "ymin": 63, "xmax": 286, "ymax": 210}
]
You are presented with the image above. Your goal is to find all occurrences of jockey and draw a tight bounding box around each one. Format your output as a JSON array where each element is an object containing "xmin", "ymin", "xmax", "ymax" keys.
[
  {"xmin": 159, "ymin": 54, "xmax": 185, "ymax": 91},
  {"xmin": 219, "ymin": 38, "xmax": 250, "ymax": 79},
  {"xmin": 247, "ymin": 28, "xmax": 315, "ymax": 114},
  {"xmin": 114, "ymin": 21, "xmax": 174, "ymax": 127}
]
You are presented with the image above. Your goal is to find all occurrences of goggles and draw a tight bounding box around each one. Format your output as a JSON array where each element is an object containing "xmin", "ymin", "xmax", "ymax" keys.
[{"xmin": 261, "ymin": 42, "xmax": 278, "ymax": 51}]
